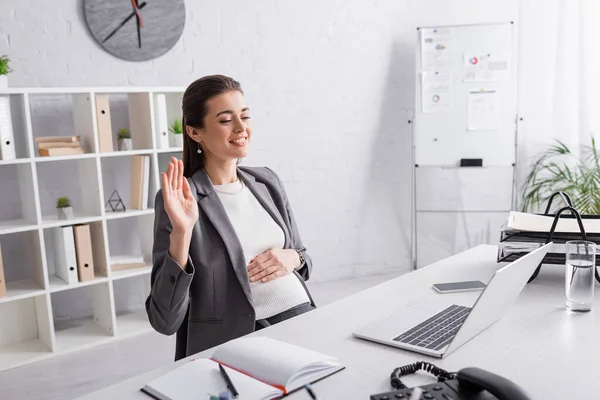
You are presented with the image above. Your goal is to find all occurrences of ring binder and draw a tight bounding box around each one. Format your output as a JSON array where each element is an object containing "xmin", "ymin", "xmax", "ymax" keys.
[{"xmin": 0, "ymin": 95, "xmax": 16, "ymax": 161}]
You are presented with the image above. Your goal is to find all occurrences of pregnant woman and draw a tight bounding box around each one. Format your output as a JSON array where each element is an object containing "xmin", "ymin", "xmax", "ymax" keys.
[{"xmin": 146, "ymin": 75, "xmax": 315, "ymax": 360}]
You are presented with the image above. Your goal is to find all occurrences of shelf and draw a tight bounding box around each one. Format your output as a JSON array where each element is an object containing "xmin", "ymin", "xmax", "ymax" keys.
[
  {"xmin": 0, "ymin": 295, "xmax": 53, "ymax": 371},
  {"xmin": 156, "ymin": 147, "xmax": 183, "ymax": 153},
  {"xmin": 113, "ymin": 273, "xmax": 150, "ymax": 338},
  {"xmin": 34, "ymin": 153, "xmax": 98, "ymax": 163},
  {"xmin": 53, "ymin": 317, "xmax": 113, "ymax": 353},
  {"xmin": 0, "ymin": 339, "xmax": 51, "ymax": 371},
  {"xmin": 41, "ymin": 213, "xmax": 102, "ymax": 228},
  {"xmin": 111, "ymin": 266, "xmax": 152, "ymax": 280},
  {"xmin": 104, "ymin": 209, "xmax": 154, "ymax": 220},
  {"xmin": 115, "ymin": 310, "xmax": 152, "ymax": 337},
  {"xmin": 0, "ymin": 280, "xmax": 46, "ymax": 305},
  {"xmin": 0, "ymin": 86, "xmax": 184, "ymax": 372},
  {"xmin": 0, "ymin": 158, "xmax": 32, "ymax": 166},
  {"xmin": 48, "ymin": 276, "xmax": 109, "ymax": 293},
  {"xmin": 99, "ymin": 150, "xmax": 154, "ymax": 158},
  {"xmin": 0, "ymin": 87, "xmax": 187, "ymax": 95},
  {"xmin": 0, "ymin": 219, "xmax": 37, "ymax": 235}
]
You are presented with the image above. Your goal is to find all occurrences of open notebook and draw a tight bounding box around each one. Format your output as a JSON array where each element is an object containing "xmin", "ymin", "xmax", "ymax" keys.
[{"xmin": 141, "ymin": 336, "xmax": 345, "ymax": 400}]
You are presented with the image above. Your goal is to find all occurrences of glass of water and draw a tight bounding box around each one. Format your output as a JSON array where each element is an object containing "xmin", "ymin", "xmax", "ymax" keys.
[{"xmin": 565, "ymin": 240, "xmax": 596, "ymax": 311}]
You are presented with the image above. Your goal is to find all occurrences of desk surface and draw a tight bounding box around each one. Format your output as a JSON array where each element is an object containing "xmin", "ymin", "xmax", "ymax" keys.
[{"xmin": 78, "ymin": 245, "xmax": 598, "ymax": 399}]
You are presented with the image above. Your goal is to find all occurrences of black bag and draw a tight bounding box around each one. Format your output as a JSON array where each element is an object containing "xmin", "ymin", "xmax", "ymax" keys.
[{"xmin": 497, "ymin": 191, "xmax": 600, "ymax": 283}]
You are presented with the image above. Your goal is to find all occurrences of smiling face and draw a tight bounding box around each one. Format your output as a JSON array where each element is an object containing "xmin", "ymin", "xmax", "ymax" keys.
[{"xmin": 191, "ymin": 91, "xmax": 252, "ymax": 162}]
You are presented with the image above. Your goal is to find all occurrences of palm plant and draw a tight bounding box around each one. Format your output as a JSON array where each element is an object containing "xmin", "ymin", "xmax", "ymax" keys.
[{"xmin": 522, "ymin": 136, "xmax": 600, "ymax": 214}]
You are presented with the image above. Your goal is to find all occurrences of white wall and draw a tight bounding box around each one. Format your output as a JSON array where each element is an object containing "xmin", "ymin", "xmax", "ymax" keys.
[{"xmin": 1, "ymin": 0, "xmax": 525, "ymax": 285}]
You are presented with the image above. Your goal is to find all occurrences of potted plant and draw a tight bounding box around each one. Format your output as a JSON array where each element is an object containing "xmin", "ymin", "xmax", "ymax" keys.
[
  {"xmin": 117, "ymin": 128, "xmax": 132, "ymax": 151},
  {"xmin": 522, "ymin": 136, "xmax": 600, "ymax": 214},
  {"xmin": 0, "ymin": 55, "xmax": 11, "ymax": 88},
  {"xmin": 169, "ymin": 119, "xmax": 183, "ymax": 148},
  {"xmin": 57, "ymin": 196, "xmax": 74, "ymax": 220}
]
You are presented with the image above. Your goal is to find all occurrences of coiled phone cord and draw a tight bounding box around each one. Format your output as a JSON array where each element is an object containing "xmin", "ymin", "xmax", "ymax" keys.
[{"xmin": 390, "ymin": 361, "xmax": 457, "ymax": 390}]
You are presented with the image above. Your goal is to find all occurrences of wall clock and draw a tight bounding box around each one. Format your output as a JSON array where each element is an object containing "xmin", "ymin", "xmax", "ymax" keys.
[{"xmin": 84, "ymin": 0, "xmax": 186, "ymax": 62}]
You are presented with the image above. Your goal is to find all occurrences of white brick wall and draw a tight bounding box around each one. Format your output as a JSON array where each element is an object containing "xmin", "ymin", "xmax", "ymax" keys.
[{"xmin": 0, "ymin": 0, "xmax": 520, "ymax": 283}]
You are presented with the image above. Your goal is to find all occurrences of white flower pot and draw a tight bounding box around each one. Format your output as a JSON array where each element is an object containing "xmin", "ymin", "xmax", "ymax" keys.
[
  {"xmin": 118, "ymin": 138, "xmax": 132, "ymax": 151},
  {"xmin": 57, "ymin": 206, "xmax": 74, "ymax": 220},
  {"xmin": 172, "ymin": 134, "xmax": 183, "ymax": 148},
  {"xmin": 0, "ymin": 75, "xmax": 7, "ymax": 89}
]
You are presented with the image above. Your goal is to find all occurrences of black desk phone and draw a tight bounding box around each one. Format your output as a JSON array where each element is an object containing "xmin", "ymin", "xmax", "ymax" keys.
[{"xmin": 370, "ymin": 362, "xmax": 531, "ymax": 400}]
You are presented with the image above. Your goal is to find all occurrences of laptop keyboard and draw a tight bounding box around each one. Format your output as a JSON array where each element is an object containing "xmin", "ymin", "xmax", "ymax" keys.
[{"xmin": 393, "ymin": 304, "xmax": 471, "ymax": 350}]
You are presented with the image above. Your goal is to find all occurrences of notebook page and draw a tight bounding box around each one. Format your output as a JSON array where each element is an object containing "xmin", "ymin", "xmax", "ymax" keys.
[
  {"xmin": 142, "ymin": 359, "xmax": 282, "ymax": 400},
  {"xmin": 286, "ymin": 360, "xmax": 344, "ymax": 390},
  {"xmin": 212, "ymin": 337, "xmax": 340, "ymax": 391}
]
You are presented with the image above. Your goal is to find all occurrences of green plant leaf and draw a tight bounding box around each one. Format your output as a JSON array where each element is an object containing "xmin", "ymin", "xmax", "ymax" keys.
[
  {"xmin": 0, "ymin": 55, "xmax": 11, "ymax": 75},
  {"xmin": 522, "ymin": 136, "xmax": 600, "ymax": 215},
  {"xmin": 56, "ymin": 196, "xmax": 71, "ymax": 208},
  {"xmin": 169, "ymin": 119, "xmax": 183, "ymax": 134},
  {"xmin": 117, "ymin": 128, "xmax": 131, "ymax": 139}
]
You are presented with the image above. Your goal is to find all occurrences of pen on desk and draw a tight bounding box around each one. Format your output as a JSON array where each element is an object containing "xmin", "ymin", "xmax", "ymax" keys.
[
  {"xmin": 304, "ymin": 384, "xmax": 318, "ymax": 399},
  {"xmin": 218, "ymin": 363, "xmax": 239, "ymax": 399},
  {"xmin": 409, "ymin": 387, "xmax": 423, "ymax": 400}
]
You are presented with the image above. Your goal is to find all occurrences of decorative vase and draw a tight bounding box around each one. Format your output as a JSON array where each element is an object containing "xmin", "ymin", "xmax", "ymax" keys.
[
  {"xmin": 173, "ymin": 134, "xmax": 183, "ymax": 148},
  {"xmin": 0, "ymin": 75, "xmax": 7, "ymax": 89},
  {"xmin": 118, "ymin": 138, "xmax": 132, "ymax": 151},
  {"xmin": 57, "ymin": 206, "xmax": 74, "ymax": 220}
]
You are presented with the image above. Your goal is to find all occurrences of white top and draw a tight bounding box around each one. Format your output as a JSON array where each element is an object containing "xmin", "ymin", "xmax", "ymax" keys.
[
  {"xmin": 77, "ymin": 245, "xmax": 600, "ymax": 400},
  {"xmin": 213, "ymin": 179, "xmax": 310, "ymax": 319}
]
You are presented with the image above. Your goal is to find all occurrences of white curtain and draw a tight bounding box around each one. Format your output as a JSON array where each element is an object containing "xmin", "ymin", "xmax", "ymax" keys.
[{"xmin": 517, "ymin": 0, "xmax": 600, "ymax": 202}]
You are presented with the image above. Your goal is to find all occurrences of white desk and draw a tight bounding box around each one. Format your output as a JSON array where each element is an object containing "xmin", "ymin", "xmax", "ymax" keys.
[{"xmin": 78, "ymin": 245, "xmax": 598, "ymax": 399}]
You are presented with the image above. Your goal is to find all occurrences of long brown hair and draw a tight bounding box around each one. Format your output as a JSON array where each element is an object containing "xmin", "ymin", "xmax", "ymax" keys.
[{"xmin": 181, "ymin": 75, "xmax": 243, "ymax": 178}]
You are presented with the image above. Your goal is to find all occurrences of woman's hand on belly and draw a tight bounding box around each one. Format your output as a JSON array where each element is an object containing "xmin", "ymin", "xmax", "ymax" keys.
[{"xmin": 247, "ymin": 248, "xmax": 301, "ymax": 283}]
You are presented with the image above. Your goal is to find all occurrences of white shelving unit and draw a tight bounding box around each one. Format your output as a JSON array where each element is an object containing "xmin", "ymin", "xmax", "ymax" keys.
[{"xmin": 0, "ymin": 87, "xmax": 185, "ymax": 372}]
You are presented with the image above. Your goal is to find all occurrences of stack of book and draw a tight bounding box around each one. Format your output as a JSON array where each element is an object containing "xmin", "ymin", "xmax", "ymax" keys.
[
  {"xmin": 110, "ymin": 254, "xmax": 146, "ymax": 272},
  {"xmin": 36, "ymin": 135, "xmax": 85, "ymax": 157}
]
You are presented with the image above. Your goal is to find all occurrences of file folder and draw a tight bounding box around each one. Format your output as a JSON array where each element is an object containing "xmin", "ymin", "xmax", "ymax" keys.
[
  {"xmin": 498, "ymin": 191, "xmax": 600, "ymax": 284},
  {"xmin": 53, "ymin": 226, "xmax": 79, "ymax": 285},
  {"xmin": 155, "ymin": 94, "xmax": 170, "ymax": 149},
  {"xmin": 73, "ymin": 224, "xmax": 95, "ymax": 282},
  {"xmin": 0, "ymin": 95, "xmax": 16, "ymax": 160},
  {"xmin": 130, "ymin": 155, "xmax": 150, "ymax": 210},
  {"xmin": 95, "ymin": 95, "xmax": 114, "ymax": 153},
  {"xmin": 0, "ymin": 242, "xmax": 6, "ymax": 298}
]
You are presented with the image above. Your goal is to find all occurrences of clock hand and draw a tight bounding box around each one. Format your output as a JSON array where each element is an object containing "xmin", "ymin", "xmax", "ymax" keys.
[
  {"xmin": 131, "ymin": 0, "xmax": 144, "ymax": 27},
  {"xmin": 133, "ymin": 0, "xmax": 142, "ymax": 48},
  {"xmin": 102, "ymin": 1, "xmax": 147, "ymax": 44},
  {"xmin": 136, "ymin": 17, "xmax": 141, "ymax": 48}
]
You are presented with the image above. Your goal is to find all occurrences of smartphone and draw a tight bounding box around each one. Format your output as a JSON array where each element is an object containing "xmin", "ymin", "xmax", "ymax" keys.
[{"xmin": 432, "ymin": 280, "xmax": 486, "ymax": 293}]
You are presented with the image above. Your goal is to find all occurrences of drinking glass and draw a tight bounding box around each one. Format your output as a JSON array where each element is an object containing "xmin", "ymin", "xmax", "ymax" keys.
[{"xmin": 565, "ymin": 240, "xmax": 596, "ymax": 312}]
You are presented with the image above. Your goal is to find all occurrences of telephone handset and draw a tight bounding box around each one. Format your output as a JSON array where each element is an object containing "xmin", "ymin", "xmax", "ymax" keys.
[{"xmin": 370, "ymin": 362, "xmax": 532, "ymax": 400}]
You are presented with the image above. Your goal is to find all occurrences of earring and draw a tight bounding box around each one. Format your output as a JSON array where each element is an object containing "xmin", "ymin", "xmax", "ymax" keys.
[{"xmin": 197, "ymin": 142, "xmax": 202, "ymax": 154}]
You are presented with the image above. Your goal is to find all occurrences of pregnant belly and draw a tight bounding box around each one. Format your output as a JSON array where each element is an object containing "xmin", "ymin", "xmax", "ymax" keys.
[{"xmin": 250, "ymin": 273, "xmax": 310, "ymax": 319}]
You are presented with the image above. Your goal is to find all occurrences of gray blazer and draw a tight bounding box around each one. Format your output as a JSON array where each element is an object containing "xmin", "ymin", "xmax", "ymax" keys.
[{"xmin": 145, "ymin": 166, "xmax": 314, "ymax": 360}]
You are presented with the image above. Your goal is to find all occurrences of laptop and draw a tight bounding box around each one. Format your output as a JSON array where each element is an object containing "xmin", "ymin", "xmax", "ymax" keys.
[{"xmin": 353, "ymin": 244, "xmax": 551, "ymax": 358}]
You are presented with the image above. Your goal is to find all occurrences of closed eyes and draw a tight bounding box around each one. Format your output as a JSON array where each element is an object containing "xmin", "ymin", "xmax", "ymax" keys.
[{"xmin": 219, "ymin": 116, "xmax": 251, "ymax": 124}]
